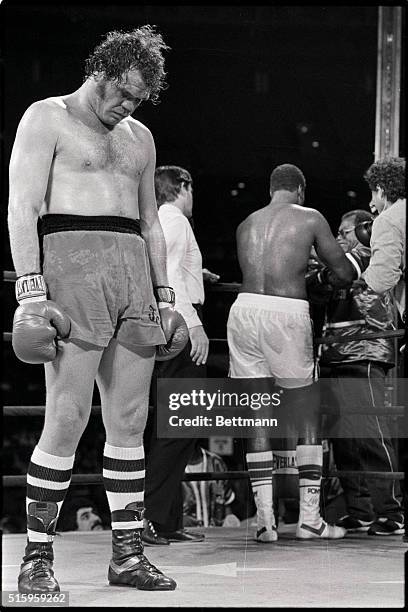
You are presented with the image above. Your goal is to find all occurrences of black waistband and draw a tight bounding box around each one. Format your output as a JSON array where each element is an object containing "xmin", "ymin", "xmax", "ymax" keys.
[{"xmin": 38, "ymin": 214, "xmax": 141, "ymax": 236}]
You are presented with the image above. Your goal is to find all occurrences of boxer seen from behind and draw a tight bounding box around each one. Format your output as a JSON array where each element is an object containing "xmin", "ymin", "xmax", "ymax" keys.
[
  {"xmin": 227, "ymin": 164, "xmax": 356, "ymax": 541},
  {"xmin": 8, "ymin": 27, "xmax": 188, "ymax": 593}
]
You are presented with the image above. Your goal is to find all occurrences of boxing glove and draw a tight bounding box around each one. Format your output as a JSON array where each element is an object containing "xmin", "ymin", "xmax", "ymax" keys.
[
  {"xmin": 156, "ymin": 307, "xmax": 189, "ymax": 361},
  {"xmin": 305, "ymin": 265, "xmax": 334, "ymax": 304},
  {"xmin": 12, "ymin": 301, "xmax": 71, "ymax": 364}
]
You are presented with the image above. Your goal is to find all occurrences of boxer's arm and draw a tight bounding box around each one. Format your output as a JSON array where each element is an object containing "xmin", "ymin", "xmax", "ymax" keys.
[
  {"xmin": 8, "ymin": 102, "xmax": 57, "ymax": 276},
  {"xmin": 138, "ymin": 128, "xmax": 169, "ymax": 288},
  {"xmin": 311, "ymin": 210, "xmax": 355, "ymax": 285}
]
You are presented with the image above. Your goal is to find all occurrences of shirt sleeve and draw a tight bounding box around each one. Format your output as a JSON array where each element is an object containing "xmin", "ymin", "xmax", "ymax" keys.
[
  {"xmin": 362, "ymin": 215, "xmax": 403, "ymax": 294},
  {"xmin": 162, "ymin": 215, "xmax": 202, "ymax": 329}
]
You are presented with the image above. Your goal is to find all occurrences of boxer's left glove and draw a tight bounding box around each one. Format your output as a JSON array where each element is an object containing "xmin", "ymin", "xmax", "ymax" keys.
[
  {"xmin": 12, "ymin": 273, "xmax": 71, "ymax": 364},
  {"xmin": 154, "ymin": 286, "xmax": 189, "ymax": 361}
]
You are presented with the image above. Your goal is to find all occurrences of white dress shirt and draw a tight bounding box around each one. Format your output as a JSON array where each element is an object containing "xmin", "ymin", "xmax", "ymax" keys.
[{"xmin": 158, "ymin": 204, "xmax": 204, "ymax": 329}]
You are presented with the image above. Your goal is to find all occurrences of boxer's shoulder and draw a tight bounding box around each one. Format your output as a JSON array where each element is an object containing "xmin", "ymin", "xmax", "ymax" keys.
[
  {"xmin": 25, "ymin": 97, "xmax": 67, "ymax": 115},
  {"xmin": 126, "ymin": 116, "xmax": 154, "ymax": 143},
  {"xmin": 20, "ymin": 98, "xmax": 67, "ymax": 133}
]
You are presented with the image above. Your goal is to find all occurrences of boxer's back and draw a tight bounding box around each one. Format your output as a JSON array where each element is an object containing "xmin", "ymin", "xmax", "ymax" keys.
[{"xmin": 237, "ymin": 203, "xmax": 318, "ymax": 299}]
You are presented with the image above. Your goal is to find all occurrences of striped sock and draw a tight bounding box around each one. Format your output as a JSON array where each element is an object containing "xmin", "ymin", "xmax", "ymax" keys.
[
  {"xmin": 103, "ymin": 443, "xmax": 145, "ymax": 530},
  {"xmin": 246, "ymin": 451, "xmax": 274, "ymax": 526},
  {"xmin": 296, "ymin": 444, "xmax": 323, "ymax": 528},
  {"xmin": 26, "ymin": 446, "xmax": 74, "ymax": 542}
]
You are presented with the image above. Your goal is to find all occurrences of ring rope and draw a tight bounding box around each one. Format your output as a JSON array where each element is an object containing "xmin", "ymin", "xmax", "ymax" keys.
[
  {"xmin": 3, "ymin": 404, "xmax": 404, "ymax": 417},
  {"xmin": 3, "ymin": 469, "xmax": 404, "ymax": 488},
  {"xmin": 4, "ymin": 330, "xmax": 405, "ymax": 345}
]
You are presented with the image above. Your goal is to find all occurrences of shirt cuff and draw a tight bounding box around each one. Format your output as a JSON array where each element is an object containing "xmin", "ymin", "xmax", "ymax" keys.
[
  {"xmin": 361, "ymin": 269, "xmax": 385, "ymax": 294},
  {"xmin": 175, "ymin": 306, "xmax": 202, "ymax": 329}
]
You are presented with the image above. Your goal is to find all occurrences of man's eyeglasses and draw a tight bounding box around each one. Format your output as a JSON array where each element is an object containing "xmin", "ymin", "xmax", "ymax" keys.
[{"xmin": 337, "ymin": 227, "xmax": 355, "ymax": 239}]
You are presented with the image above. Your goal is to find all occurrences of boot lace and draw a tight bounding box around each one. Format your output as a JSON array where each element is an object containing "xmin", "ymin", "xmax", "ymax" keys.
[
  {"xmin": 135, "ymin": 553, "xmax": 161, "ymax": 575},
  {"xmin": 29, "ymin": 553, "xmax": 53, "ymax": 580},
  {"xmin": 147, "ymin": 520, "xmax": 159, "ymax": 538}
]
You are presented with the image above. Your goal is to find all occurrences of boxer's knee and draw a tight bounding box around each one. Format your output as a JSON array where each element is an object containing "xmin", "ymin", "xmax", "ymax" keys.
[
  {"xmin": 103, "ymin": 400, "xmax": 147, "ymax": 446},
  {"xmin": 43, "ymin": 392, "xmax": 91, "ymax": 445}
]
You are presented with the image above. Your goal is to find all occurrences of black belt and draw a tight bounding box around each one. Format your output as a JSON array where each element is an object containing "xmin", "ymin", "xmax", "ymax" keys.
[{"xmin": 38, "ymin": 214, "xmax": 141, "ymax": 236}]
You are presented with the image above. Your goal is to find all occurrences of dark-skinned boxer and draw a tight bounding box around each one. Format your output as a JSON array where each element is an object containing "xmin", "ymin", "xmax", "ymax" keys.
[
  {"xmin": 227, "ymin": 164, "xmax": 356, "ymax": 541},
  {"xmin": 8, "ymin": 27, "xmax": 188, "ymax": 593}
]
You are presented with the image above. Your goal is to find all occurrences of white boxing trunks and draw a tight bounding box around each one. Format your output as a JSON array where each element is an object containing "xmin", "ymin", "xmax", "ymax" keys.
[{"xmin": 227, "ymin": 293, "xmax": 316, "ymax": 388}]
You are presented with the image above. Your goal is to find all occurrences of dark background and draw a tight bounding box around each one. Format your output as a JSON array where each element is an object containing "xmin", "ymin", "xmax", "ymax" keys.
[{"xmin": 2, "ymin": 5, "xmax": 406, "ymax": 386}]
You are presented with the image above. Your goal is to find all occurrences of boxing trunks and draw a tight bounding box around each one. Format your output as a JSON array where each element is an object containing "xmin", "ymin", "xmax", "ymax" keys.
[
  {"xmin": 39, "ymin": 214, "xmax": 166, "ymax": 349},
  {"xmin": 227, "ymin": 293, "xmax": 316, "ymax": 388}
]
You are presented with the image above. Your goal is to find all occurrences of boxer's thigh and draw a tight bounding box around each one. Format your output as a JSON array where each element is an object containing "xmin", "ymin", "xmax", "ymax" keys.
[
  {"xmin": 96, "ymin": 338, "xmax": 156, "ymax": 432},
  {"xmin": 43, "ymin": 339, "xmax": 104, "ymax": 422}
]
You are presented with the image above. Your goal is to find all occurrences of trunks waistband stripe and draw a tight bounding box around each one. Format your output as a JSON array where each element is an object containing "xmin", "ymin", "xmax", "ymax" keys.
[
  {"xmin": 38, "ymin": 214, "xmax": 141, "ymax": 236},
  {"xmin": 236, "ymin": 292, "xmax": 310, "ymax": 315}
]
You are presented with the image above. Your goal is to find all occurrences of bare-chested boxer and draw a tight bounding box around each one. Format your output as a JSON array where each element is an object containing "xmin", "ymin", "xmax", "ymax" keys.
[
  {"xmin": 8, "ymin": 27, "xmax": 186, "ymax": 593},
  {"xmin": 227, "ymin": 163, "xmax": 356, "ymax": 541}
]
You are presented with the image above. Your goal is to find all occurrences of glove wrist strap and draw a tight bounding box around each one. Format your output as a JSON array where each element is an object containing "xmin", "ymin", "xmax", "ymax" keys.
[
  {"xmin": 154, "ymin": 286, "xmax": 175, "ymax": 306},
  {"xmin": 15, "ymin": 273, "xmax": 47, "ymax": 304}
]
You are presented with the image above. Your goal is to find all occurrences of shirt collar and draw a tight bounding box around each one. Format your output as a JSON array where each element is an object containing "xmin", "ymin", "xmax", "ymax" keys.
[{"xmin": 159, "ymin": 203, "xmax": 184, "ymax": 216}]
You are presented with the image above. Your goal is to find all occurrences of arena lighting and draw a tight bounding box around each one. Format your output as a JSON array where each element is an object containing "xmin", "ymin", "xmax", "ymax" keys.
[
  {"xmin": 231, "ymin": 189, "xmax": 238, "ymax": 196},
  {"xmin": 299, "ymin": 125, "xmax": 309, "ymax": 133},
  {"xmin": 312, "ymin": 140, "xmax": 320, "ymax": 148},
  {"xmin": 347, "ymin": 190, "xmax": 357, "ymax": 198},
  {"xmin": 237, "ymin": 182, "xmax": 246, "ymax": 189}
]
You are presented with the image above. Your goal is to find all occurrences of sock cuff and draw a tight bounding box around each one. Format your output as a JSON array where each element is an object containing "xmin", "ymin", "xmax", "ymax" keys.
[
  {"xmin": 104, "ymin": 443, "xmax": 144, "ymax": 461},
  {"xmin": 296, "ymin": 444, "xmax": 323, "ymax": 467},
  {"xmin": 32, "ymin": 446, "xmax": 75, "ymax": 470},
  {"xmin": 246, "ymin": 451, "xmax": 273, "ymax": 463}
]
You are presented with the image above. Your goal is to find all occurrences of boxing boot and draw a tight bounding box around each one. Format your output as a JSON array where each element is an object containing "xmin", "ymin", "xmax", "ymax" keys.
[
  {"xmin": 18, "ymin": 502, "xmax": 60, "ymax": 593},
  {"xmin": 253, "ymin": 487, "xmax": 278, "ymax": 543},
  {"xmin": 296, "ymin": 486, "xmax": 346, "ymax": 540},
  {"xmin": 108, "ymin": 509, "xmax": 176, "ymax": 590}
]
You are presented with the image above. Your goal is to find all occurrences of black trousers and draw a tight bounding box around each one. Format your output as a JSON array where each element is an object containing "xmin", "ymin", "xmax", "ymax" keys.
[
  {"xmin": 327, "ymin": 362, "xmax": 403, "ymax": 523},
  {"xmin": 144, "ymin": 305, "xmax": 206, "ymax": 531}
]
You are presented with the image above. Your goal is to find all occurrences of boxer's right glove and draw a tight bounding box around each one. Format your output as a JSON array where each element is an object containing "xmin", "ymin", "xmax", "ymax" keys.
[
  {"xmin": 12, "ymin": 273, "xmax": 71, "ymax": 364},
  {"xmin": 306, "ymin": 253, "xmax": 360, "ymax": 291},
  {"xmin": 156, "ymin": 307, "xmax": 189, "ymax": 361},
  {"xmin": 154, "ymin": 286, "xmax": 189, "ymax": 361}
]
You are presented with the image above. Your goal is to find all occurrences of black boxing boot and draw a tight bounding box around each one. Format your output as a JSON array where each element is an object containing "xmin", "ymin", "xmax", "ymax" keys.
[
  {"xmin": 18, "ymin": 502, "xmax": 60, "ymax": 593},
  {"xmin": 108, "ymin": 507, "xmax": 176, "ymax": 591}
]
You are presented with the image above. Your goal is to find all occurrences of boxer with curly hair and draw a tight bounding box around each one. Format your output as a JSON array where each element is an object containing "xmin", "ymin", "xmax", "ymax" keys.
[{"xmin": 8, "ymin": 26, "xmax": 183, "ymax": 593}]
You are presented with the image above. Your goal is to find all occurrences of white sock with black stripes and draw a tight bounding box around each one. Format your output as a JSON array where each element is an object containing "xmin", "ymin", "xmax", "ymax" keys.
[
  {"xmin": 246, "ymin": 451, "xmax": 276, "ymax": 541},
  {"xmin": 103, "ymin": 443, "xmax": 145, "ymax": 530},
  {"xmin": 26, "ymin": 446, "xmax": 74, "ymax": 542},
  {"xmin": 296, "ymin": 444, "xmax": 323, "ymax": 530}
]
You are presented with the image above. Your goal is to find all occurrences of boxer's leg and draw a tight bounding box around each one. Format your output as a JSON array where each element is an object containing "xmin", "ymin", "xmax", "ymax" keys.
[
  {"xmin": 246, "ymin": 437, "xmax": 276, "ymax": 542},
  {"xmin": 96, "ymin": 338, "xmax": 176, "ymax": 591},
  {"xmin": 263, "ymin": 302, "xmax": 346, "ymax": 540},
  {"xmin": 227, "ymin": 298, "xmax": 277, "ymax": 541},
  {"xmin": 19, "ymin": 340, "xmax": 103, "ymax": 593}
]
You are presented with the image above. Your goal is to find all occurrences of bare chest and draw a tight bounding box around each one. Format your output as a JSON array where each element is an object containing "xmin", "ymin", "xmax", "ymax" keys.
[{"xmin": 55, "ymin": 117, "xmax": 146, "ymax": 177}]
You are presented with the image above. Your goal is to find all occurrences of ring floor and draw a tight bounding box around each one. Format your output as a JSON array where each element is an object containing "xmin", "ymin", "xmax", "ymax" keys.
[{"xmin": 2, "ymin": 525, "xmax": 406, "ymax": 607}]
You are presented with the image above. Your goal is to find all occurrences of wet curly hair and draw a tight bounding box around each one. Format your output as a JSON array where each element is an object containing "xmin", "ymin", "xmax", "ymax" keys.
[
  {"xmin": 364, "ymin": 157, "xmax": 405, "ymax": 203},
  {"xmin": 84, "ymin": 26, "xmax": 170, "ymax": 104}
]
